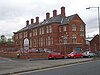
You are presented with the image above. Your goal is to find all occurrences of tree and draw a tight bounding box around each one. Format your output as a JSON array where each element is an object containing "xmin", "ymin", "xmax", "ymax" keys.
[
  {"xmin": 0, "ymin": 35, "xmax": 14, "ymax": 46},
  {"xmin": 0, "ymin": 35, "xmax": 7, "ymax": 46}
]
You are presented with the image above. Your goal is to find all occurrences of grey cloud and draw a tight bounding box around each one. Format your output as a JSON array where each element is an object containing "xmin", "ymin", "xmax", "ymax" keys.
[{"xmin": 0, "ymin": 0, "xmax": 100, "ymax": 37}]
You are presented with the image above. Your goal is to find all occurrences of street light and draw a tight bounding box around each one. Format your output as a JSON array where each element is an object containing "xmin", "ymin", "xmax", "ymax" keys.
[{"xmin": 86, "ymin": 7, "xmax": 100, "ymax": 51}]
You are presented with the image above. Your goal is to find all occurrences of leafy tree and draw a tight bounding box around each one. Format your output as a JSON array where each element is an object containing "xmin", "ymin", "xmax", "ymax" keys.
[{"xmin": 0, "ymin": 35, "xmax": 14, "ymax": 46}]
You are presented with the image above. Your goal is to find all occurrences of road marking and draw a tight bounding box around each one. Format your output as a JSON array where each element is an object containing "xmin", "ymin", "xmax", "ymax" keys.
[{"xmin": 11, "ymin": 59, "xmax": 100, "ymax": 75}]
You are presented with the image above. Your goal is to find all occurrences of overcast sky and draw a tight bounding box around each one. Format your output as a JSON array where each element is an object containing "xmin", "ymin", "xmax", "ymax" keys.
[{"xmin": 0, "ymin": 0, "xmax": 100, "ymax": 38}]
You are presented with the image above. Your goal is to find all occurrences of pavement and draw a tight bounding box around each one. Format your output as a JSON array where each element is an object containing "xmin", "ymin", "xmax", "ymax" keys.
[{"xmin": 0, "ymin": 57, "xmax": 94, "ymax": 75}]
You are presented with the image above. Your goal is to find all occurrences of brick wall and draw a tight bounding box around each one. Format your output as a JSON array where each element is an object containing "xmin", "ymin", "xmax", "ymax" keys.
[{"xmin": 0, "ymin": 52, "xmax": 48, "ymax": 59}]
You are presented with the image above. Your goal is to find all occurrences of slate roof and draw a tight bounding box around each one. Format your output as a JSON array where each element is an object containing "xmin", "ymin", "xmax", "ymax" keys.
[{"xmin": 16, "ymin": 14, "xmax": 78, "ymax": 33}]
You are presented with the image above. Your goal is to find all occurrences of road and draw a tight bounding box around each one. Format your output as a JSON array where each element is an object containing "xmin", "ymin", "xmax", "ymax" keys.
[
  {"xmin": 0, "ymin": 56, "xmax": 92, "ymax": 74},
  {"xmin": 18, "ymin": 60, "xmax": 100, "ymax": 75}
]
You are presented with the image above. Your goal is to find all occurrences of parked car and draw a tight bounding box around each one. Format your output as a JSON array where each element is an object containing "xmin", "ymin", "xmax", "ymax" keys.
[
  {"xmin": 83, "ymin": 51, "xmax": 96, "ymax": 58},
  {"xmin": 67, "ymin": 52, "xmax": 83, "ymax": 58},
  {"xmin": 48, "ymin": 52, "xmax": 64, "ymax": 59}
]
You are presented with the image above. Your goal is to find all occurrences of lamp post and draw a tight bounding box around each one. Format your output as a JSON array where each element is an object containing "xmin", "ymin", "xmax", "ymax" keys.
[{"xmin": 86, "ymin": 7, "xmax": 100, "ymax": 51}]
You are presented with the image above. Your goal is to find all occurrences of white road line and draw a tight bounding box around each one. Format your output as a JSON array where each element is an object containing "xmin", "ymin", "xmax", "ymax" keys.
[{"xmin": 13, "ymin": 59, "xmax": 100, "ymax": 75}]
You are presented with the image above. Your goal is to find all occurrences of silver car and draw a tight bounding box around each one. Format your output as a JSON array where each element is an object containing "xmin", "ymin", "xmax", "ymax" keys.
[{"xmin": 83, "ymin": 51, "xmax": 95, "ymax": 58}]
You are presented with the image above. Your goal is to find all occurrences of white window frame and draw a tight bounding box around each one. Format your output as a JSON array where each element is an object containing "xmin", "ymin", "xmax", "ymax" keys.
[
  {"xmin": 80, "ymin": 31, "xmax": 84, "ymax": 36},
  {"xmin": 72, "ymin": 34, "xmax": 77, "ymax": 44},
  {"xmin": 59, "ymin": 27, "xmax": 61, "ymax": 32},
  {"xmin": 80, "ymin": 25, "xmax": 84, "ymax": 31},
  {"xmin": 63, "ymin": 26, "xmax": 66, "ymax": 31},
  {"xmin": 49, "ymin": 25, "xmax": 52, "ymax": 33},
  {"xmin": 42, "ymin": 27, "xmax": 44, "ymax": 34},
  {"xmin": 46, "ymin": 26, "xmax": 49, "ymax": 33},
  {"xmin": 72, "ymin": 24, "xmax": 76, "ymax": 31}
]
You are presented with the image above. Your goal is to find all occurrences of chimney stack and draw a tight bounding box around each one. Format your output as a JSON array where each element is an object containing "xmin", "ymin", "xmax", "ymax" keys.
[
  {"xmin": 31, "ymin": 19, "xmax": 34, "ymax": 24},
  {"xmin": 36, "ymin": 17, "xmax": 39, "ymax": 24},
  {"xmin": 61, "ymin": 6, "xmax": 65, "ymax": 17},
  {"xmin": 26, "ymin": 20, "xmax": 29, "ymax": 26},
  {"xmin": 53, "ymin": 10, "xmax": 57, "ymax": 17},
  {"xmin": 46, "ymin": 12, "xmax": 50, "ymax": 19}
]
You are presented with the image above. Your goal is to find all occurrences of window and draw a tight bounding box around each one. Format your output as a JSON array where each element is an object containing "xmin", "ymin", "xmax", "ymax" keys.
[
  {"xmin": 24, "ymin": 32, "xmax": 27, "ymax": 38},
  {"xmin": 80, "ymin": 25, "xmax": 84, "ymax": 31},
  {"xmin": 35, "ymin": 29, "xmax": 37, "ymax": 36},
  {"xmin": 30, "ymin": 39, "xmax": 32, "ymax": 48},
  {"xmin": 15, "ymin": 34, "xmax": 18, "ymax": 39},
  {"xmin": 46, "ymin": 25, "xmax": 52, "ymax": 33},
  {"xmin": 39, "ymin": 28, "xmax": 42, "ymax": 35},
  {"xmin": 63, "ymin": 26, "xmax": 66, "ymax": 31},
  {"xmin": 80, "ymin": 31, "xmax": 84, "ymax": 36},
  {"xmin": 39, "ymin": 37, "xmax": 43, "ymax": 47},
  {"xmin": 29, "ymin": 32, "xmax": 32, "ymax": 37},
  {"xmin": 33, "ymin": 39, "xmax": 36, "ymax": 47},
  {"xmin": 16, "ymin": 41, "xmax": 18, "ymax": 45},
  {"xmin": 59, "ymin": 38, "xmax": 62, "ymax": 43},
  {"xmin": 46, "ymin": 36, "xmax": 51, "ymax": 46},
  {"xmin": 49, "ymin": 25, "xmax": 52, "ymax": 33},
  {"xmin": 33, "ymin": 29, "xmax": 38, "ymax": 36},
  {"xmin": 39, "ymin": 38, "xmax": 41, "ymax": 47},
  {"xmin": 20, "ymin": 41, "xmax": 22, "ymax": 47},
  {"xmin": 40, "ymin": 37, "xmax": 43, "ymax": 47},
  {"xmin": 59, "ymin": 27, "xmax": 62, "ymax": 32},
  {"xmin": 33, "ymin": 30, "xmax": 35, "ymax": 36},
  {"xmin": 63, "ymin": 36, "xmax": 67, "ymax": 43},
  {"xmin": 72, "ymin": 24, "xmax": 76, "ymax": 31},
  {"xmin": 51, "ymin": 37, "xmax": 53, "ymax": 45},
  {"xmin": 48, "ymin": 36, "xmax": 51, "ymax": 46},
  {"xmin": 19, "ymin": 33, "xmax": 22, "ymax": 39},
  {"xmin": 46, "ymin": 26, "xmax": 49, "ymax": 33},
  {"xmin": 72, "ymin": 34, "xmax": 77, "ymax": 43},
  {"xmin": 42, "ymin": 27, "xmax": 44, "ymax": 34}
]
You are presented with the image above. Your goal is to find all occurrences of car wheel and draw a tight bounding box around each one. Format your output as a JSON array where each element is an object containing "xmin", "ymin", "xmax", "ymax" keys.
[
  {"xmin": 74, "ymin": 56, "xmax": 76, "ymax": 59},
  {"xmin": 54, "ymin": 56, "xmax": 56, "ymax": 60},
  {"xmin": 88, "ymin": 55, "xmax": 91, "ymax": 58},
  {"xmin": 81, "ymin": 56, "xmax": 83, "ymax": 58},
  {"xmin": 62, "ymin": 56, "xmax": 65, "ymax": 59}
]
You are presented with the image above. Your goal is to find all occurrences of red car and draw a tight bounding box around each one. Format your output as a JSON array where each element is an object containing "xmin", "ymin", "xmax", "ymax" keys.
[
  {"xmin": 67, "ymin": 52, "xmax": 83, "ymax": 58},
  {"xmin": 48, "ymin": 52, "xmax": 64, "ymax": 59}
]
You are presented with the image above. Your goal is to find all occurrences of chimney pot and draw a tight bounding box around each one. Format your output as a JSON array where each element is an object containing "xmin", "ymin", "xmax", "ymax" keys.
[
  {"xmin": 26, "ymin": 20, "xmax": 29, "ymax": 26},
  {"xmin": 36, "ymin": 17, "xmax": 39, "ymax": 24},
  {"xmin": 53, "ymin": 10, "xmax": 57, "ymax": 17},
  {"xmin": 61, "ymin": 6, "xmax": 65, "ymax": 17},
  {"xmin": 31, "ymin": 19, "xmax": 34, "ymax": 24},
  {"xmin": 46, "ymin": 12, "xmax": 50, "ymax": 19}
]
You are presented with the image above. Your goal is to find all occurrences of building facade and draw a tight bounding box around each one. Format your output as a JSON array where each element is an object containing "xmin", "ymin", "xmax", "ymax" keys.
[
  {"xmin": 14, "ymin": 6, "xmax": 86, "ymax": 55},
  {"xmin": 90, "ymin": 34, "xmax": 100, "ymax": 52}
]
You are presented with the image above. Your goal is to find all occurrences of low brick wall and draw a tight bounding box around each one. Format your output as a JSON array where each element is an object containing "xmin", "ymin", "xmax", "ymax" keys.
[
  {"xmin": 0, "ymin": 52, "xmax": 18, "ymax": 58},
  {"xmin": 0, "ymin": 52, "xmax": 48, "ymax": 59}
]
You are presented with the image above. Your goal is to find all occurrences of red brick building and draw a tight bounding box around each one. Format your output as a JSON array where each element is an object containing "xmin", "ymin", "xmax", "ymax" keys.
[
  {"xmin": 14, "ymin": 6, "xmax": 86, "ymax": 55},
  {"xmin": 90, "ymin": 34, "xmax": 100, "ymax": 52}
]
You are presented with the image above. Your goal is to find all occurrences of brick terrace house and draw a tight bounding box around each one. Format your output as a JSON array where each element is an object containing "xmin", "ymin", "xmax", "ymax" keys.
[
  {"xmin": 90, "ymin": 34, "xmax": 100, "ymax": 52},
  {"xmin": 14, "ymin": 6, "xmax": 86, "ymax": 55}
]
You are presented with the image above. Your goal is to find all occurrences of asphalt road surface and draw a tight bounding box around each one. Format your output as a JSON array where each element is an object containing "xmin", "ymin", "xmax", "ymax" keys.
[{"xmin": 19, "ymin": 60, "xmax": 100, "ymax": 75}]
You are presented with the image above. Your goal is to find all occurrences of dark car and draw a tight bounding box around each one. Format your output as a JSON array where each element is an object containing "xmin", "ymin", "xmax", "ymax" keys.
[
  {"xmin": 48, "ymin": 52, "xmax": 64, "ymax": 59},
  {"xmin": 67, "ymin": 52, "xmax": 83, "ymax": 58}
]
